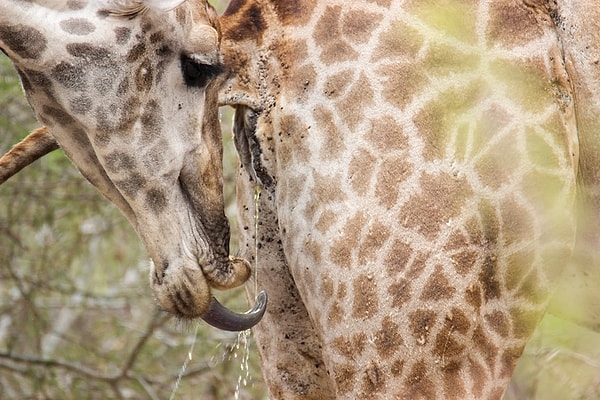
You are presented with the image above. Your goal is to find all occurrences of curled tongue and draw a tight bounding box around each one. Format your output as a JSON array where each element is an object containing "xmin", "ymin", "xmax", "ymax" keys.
[{"xmin": 201, "ymin": 291, "xmax": 268, "ymax": 331}]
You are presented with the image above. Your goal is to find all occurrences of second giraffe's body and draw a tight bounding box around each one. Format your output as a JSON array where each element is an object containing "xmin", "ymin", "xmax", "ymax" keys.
[{"xmin": 219, "ymin": 0, "xmax": 600, "ymax": 398}]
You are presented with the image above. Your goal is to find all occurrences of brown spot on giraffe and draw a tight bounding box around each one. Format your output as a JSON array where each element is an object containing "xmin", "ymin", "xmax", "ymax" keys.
[
  {"xmin": 388, "ymin": 278, "xmax": 412, "ymax": 309},
  {"xmin": 475, "ymin": 132, "xmax": 520, "ymax": 190},
  {"xmin": 0, "ymin": 25, "xmax": 47, "ymax": 60},
  {"xmin": 465, "ymin": 283, "xmax": 482, "ymax": 313},
  {"xmin": 321, "ymin": 274, "xmax": 334, "ymax": 300},
  {"xmin": 287, "ymin": 64, "xmax": 317, "ymax": 102},
  {"xmin": 270, "ymin": 0, "xmax": 317, "ymax": 25},
  {"xmin": 127, "ymin": 42, "xmax": 146, "ymax": 62},
  {"xmin": 442, "ymin": 361, "xmax": 466, "ymax": 400},
  {"xmin": 375, "ymin": 156, "xmax": 412, "ymax": 209},
  {"xmin": 444, "ymin": 307, "xmax": 471, "ymax": 334},
  {"xmin": 500, "ymin": 346, "xmax": 524, "ymax": 378},
  {"xmin": 322, "ymin": 69, "xmax": 353, "ymax": 98},
  {"xmin": 70, "ymin": 94, "xmax": 93, "ymax": 114},
  {"xmin": 422, "ymin": 42, "xmax": 480, "ymax": 77},
  {"xmin": 406, "ymin": 251, "xmax": 429, "ymax": 280},
  {"xmin": 60, "ymin": 18, "xmax": 96, "ymax": 35},
  {"xmin": 505, "ymin": 250, "xmax": 535, "ymax": 291},
  {"xmin": 66, "ymin": 0, "xmax": 85, "ymax": 10},
  {"xmin": 277, "ymin": 114, "xmax": 311, "ymax": 169},
  {"xmin": 327, "ymin": 301, "xmax": 344, "ymax": 327},
  {"xmin": 374, "ymin": 316, "xmax": 404, "ymax": 359},
  {"xmin": 434, "ymin": 327, "xmax": 466, "ymax": 365},
  {"xmin": 114, "ymin": 27, "xmax": 131, "ymax": 44},
  {"xmin": 222, "ymin": 0, "xmax": 266, "ymax": 41},
  {"xmin": 402, "ymin": 360, "xmax": 436, "ymax": 399},
  {"xmin": 41, "ymin": 105, "xmax": 76, "ymax": 126},
  {"xmin": 384, "ymin": 238, "xmax": 412, "ymax": 275},
  {"xmin": 105, "ymin": 151, "xmax": 136, "ymax": 174},
  {"xmin": 450, "ymin": 248, "xmax": 479, "ymax": 276},
  {"xmin": 485, "ymin": 311, "xmax": 510, "ymax": 337},
  {"xmin": 305, "ymin": 238, "xmax": 323, "ymax": 264},
  {"xmin": 117, "ymin": 96, "xmax": 142, "ymax": 131},
  {"xmin": 391, "ymin": 359, "xmax": 404, "ymax": 377},
  {"xmin": 332, "ymin": 332, "xmax": 368, "ymax": 359},
  {"xmin": 315, "ymin": 209, "xmax": 337, "ymax": 233},
  {"xmin": 400, "ymin": 171, "xmax": 472, "ymax": 240},
  {"xmin": 352, "ymin": 274, "xmax": 379, "ymax": 320},
  {"xmin": 341, "ymin": 10, "xmax": 382, "ymax": 45},
  {"xmin": 135, "ymin": 58, "xmax": 153, "ymax": 91},
  {"xmin": 358, "ymin": 219, "xmax": 391, "ymax": 264},
  {"xmin": 333, "ymin": 362, "xmax": 357, "ymax": 395},
  {"xmin": 115, "ymin": 171, "xmax": 147, "ymax": 198},
  {"xmin": 366, "ymin": 115, "xmax": 409, "ymax": 153},
  {"xmin": 479, "ymin": 253, "xmax": 502, "ymax": 302},
  {"xmin": 336, "ymin": 73, "xmax": 375, "ymax": 131},
  {"xmin": 66, "ymin": 43, "xmax": 110, "ymax": 64},
  {"xmin": 372, "ymin": 19, "xmax": 423, "ymax": 61},
  {"xmin": 348, "ymin": 148, "xmax": 376, "ymax": 196},
  {"xmin": 501, "ymin": 197, "xmax": 535, "ymax": 246},
  {"xmin": 330, "ymin": 211, "xmax": 367, "ymax": 268},
  {"xmin": 487, "ymin": 0, "xmax": 546, "ymax": 48},
  {"xmin": 145, "ymin": 187, "xmax": 167, "ymax": 213},
  {"xmin": 420, "ymin": 265, "xmax": 457, "ymax": 301},
  {"xmin": 360, "ymin": 362, "xmax": 386, "ymax": 398},
  {"xmin": 51, "ymin": 61, "xmax": 87, "ymax": 90},
  {"xmin": 313, "ymin": 106, "xmax": 346, "ymax": 159},
  {"xmin": 409, "ymin": 309, "xmax": 437, "ymax": 345},
  {"xmin": 378, "ymin": 63, "xmax": 429, "ymax": 111},
  {"xmin": 468, "ymin": 357, "xmax": 487, "ymax": 398}
]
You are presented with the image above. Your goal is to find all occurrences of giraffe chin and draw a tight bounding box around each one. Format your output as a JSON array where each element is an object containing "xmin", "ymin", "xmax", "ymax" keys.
[{"xmin": 149, "ymin": 259, "xmax": 267, "ymax": 331}]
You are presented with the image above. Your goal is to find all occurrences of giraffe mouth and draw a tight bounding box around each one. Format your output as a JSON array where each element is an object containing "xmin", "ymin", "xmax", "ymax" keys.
[
  {"xmin": 149, "ymin": 251, "xmax": 267, "ymax": 330},
  {"xmin": 144, "ymin": 170, "xmax": 267, "ymax": 330},
  {"xmin": 150, "ymin": 256, "xmax": 267, "ymax": 330}
]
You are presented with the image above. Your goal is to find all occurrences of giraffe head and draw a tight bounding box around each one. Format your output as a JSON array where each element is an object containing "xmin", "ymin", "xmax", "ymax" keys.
[{"xmin": 0, "ymin": 0, "xmax": 266, "ymax": 330}]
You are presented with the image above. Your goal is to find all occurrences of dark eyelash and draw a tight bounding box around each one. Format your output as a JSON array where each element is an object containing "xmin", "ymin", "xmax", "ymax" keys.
[{"xmin": 180, "ymin": 54, "xmax": 224, "ymax": 88}]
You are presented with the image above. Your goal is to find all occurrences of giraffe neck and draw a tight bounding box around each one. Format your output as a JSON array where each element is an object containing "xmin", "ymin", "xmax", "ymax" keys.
[{"xmin": 221, "ymin": 0, "xmax": 579, "ymax": 398}]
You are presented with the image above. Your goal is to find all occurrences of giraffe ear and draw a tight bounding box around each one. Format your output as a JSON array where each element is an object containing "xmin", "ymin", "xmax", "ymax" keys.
[{"xmin": 142, "ymin": 0, "xmax": 186, "ymax": 11}]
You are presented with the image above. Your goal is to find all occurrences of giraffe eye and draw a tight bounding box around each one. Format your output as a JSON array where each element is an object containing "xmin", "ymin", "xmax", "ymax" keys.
[{"xmin": 180, "ymin": 54, "xmax": 224, "ymax": 88}]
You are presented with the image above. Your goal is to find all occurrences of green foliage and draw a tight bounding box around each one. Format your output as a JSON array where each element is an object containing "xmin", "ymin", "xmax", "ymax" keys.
[{"xmin": 0, "ymin": 49, "xmax": 266, "ymax": 399}]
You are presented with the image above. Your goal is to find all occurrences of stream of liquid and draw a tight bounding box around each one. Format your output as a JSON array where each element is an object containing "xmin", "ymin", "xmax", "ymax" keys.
[
  {"xmin": 169, "ymin": 185, "xmax": 262, "ymax": 399},
  {"xmin": 168, "ymin": 323, "xmax": 199, "ymax": 400}
]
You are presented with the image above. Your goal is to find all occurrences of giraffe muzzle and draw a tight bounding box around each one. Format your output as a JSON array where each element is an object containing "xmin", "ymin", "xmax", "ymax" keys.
[{"xmin": 150, "ymin": 257, "xmax": 267, "ymax": 330}]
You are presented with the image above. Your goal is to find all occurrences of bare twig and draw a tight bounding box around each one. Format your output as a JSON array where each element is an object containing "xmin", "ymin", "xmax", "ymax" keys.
[{"xmin": 119, "ymin": 309, "xmax": 169, "ymax": 377}]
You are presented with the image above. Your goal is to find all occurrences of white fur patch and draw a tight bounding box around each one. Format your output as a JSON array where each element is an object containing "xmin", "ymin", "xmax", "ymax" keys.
[{"xmin": 142, "ymin": 0, "xmax": 186, "ymax": 12}]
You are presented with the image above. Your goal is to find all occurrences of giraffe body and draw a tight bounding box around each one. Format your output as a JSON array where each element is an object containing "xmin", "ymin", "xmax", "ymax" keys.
[{"xmin": 218, "ymin": 0, "xmax": 599, "ymax": 398}]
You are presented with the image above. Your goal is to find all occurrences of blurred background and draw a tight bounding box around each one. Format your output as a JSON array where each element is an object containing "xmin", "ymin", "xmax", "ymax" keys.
[{"xmin": 1, "ymin": 1, "xmax": 600, "ymax": 399}]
